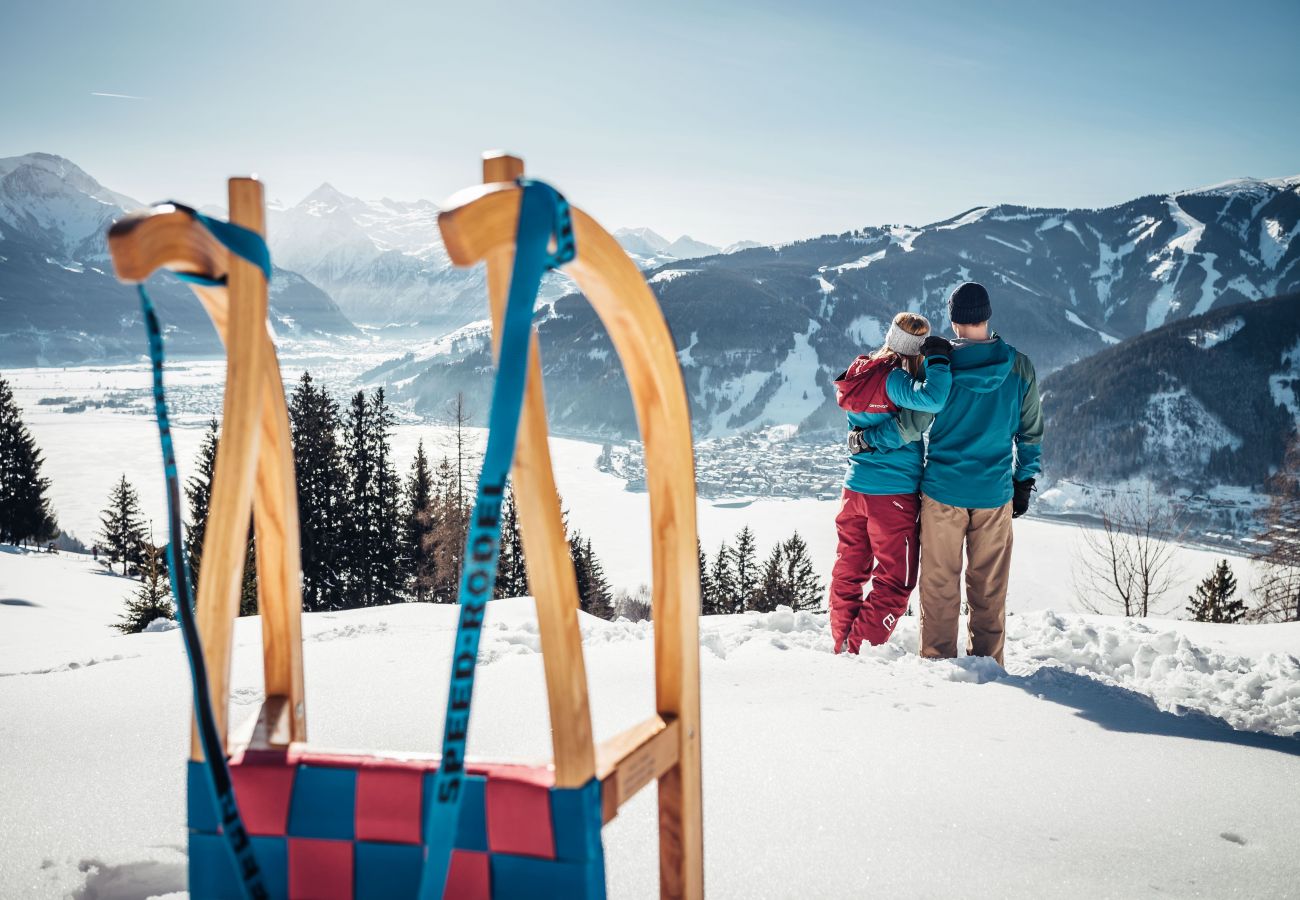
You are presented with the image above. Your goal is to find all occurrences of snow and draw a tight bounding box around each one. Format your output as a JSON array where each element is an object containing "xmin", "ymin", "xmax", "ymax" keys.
[
  {"xmin": 824, "ymin": 248, "xmax": 886, "ymax": 272},
  {"xmin": 984, "ymin": 234, "xmax": 1030, "ymax": 253},
  {"xmin": 888, "ymin": 225, "xmax": 920, "ymax": 252},
  {"xmin": 1143, "ymin": 390, "xmax": 1242, "ymax": 478},
  {"xmin": 1187, "ymin": 316, "xmax": 1245, "ymax": 349},
  {"xmin": 1259, "ymin": 217, "xmax": 1299, "ymax": 269},
  {"xmin": 847, "ymin": 314, "xmax": 886, "ymax": 347},
  {"xmin": 1269, "ymin": 338, "xmax": 1300, "ymax": 430},
  {"xmin": 648, "ymin": 268, "xmax": 696, "ymax": 284},
  {"xmin": 1146, "ymin": 198, "xmax": 1206, "ymax": 330},
  {"xmin": 1065, "ymin": 310, "xmax": 1121, "ymax": 345},
  {"xmin": 3, "ymin": 547, "xmax": 1300, "ymax": 898},
  {"xmin": 934, "ymin": 207, "xmax": 991, "ymax": 231}
]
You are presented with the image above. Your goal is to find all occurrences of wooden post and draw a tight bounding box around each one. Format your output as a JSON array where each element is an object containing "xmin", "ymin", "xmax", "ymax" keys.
[
  {"xmin": 190, "ymin": 178, "xmax": 269, "ymax": 759},
  {"xmin": 480, "ymin": 152, "xmax": 597, "ymax": 788},
  {"xmin": 438, "ymin": 176, "xmax": 705, "ymax": 899}
]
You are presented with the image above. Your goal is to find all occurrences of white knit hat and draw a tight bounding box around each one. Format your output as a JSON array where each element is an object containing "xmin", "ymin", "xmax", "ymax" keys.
[{"xmin": 885, "ymin": 315, "xmax": 930, "ymax": 356}]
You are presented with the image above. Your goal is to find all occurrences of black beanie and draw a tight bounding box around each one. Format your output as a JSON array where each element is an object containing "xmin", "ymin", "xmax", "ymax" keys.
[{"xmin": 949, "ymin": 281, "xmax": 991, "ymax": 325}]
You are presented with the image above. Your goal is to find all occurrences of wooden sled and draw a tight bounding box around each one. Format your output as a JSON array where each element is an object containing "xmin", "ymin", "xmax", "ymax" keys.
[{"xmin": 105, "ymin": 158, "xmax": 704, "ymax": 898}]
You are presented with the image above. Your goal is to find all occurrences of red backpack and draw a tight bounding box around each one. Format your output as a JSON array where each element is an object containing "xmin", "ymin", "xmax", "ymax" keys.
[{"xmin": 833, "ymin": 354, "xmax": 899, "ymax": 414}]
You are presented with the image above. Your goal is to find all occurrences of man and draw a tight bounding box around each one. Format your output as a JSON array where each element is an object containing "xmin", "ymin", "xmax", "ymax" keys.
[{"xmin": 916, "ymin": 282, "xmax": 1042, "ymax": 664}]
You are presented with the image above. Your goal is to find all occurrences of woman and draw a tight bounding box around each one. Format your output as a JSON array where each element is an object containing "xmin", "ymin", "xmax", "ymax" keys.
[{"xmin": 829, "ymin": 312, "xmax": 951, "ymax": 654}]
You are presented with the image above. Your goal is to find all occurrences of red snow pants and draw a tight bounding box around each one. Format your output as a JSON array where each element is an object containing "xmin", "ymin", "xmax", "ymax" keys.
[{"xmin": 829, "ymin": 488, "xmax": 921, "ymax": 653}]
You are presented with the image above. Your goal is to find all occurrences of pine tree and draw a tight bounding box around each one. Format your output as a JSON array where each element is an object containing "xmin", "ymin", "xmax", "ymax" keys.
[
  {"xmin": 99, "ymin": 474, "xmax": 145, "ymax": 576},
  {"xmin": 368, "ymin": 388, "xmax": 403, "ymax": 604},
  {"xmin": 733, "ymin": 526, "xmax": 759, "ymax": 613},
  {"xmin": 696, "ymin": 539, "xmax": 713, "ymax": 613},
  {"xmin": 115, "ymin": 542, "xmax": 175, "ymax": 634},
  {"xmin": 706, "ymin": 542, "xmax": 736, "ymax": 616},
  {"xmin": 289, "ymin": 373, "xmax": 348, "ymax": 612},
  {"xmin": 340, "ymin": 388, "xmax": 403, "ymax": 607},
  {"xmin": 0, "ymin": 375, "xmax": 59, "ymax": 547},
  {"xmin": 1187, "ymin": 559, "xmax": 1246, "ymax": 624},
  {"xmin": 754, "ymin": 543, "xmax": 788, "ymax": 613},
  {"xmin": 185, "ymin": 420, "xmax": 219, "ymax": 586},
  {"xmin": 186, "ymin": 419, "xmax": 257, "ymax": 616},
  {"xmin": 495, "ymin": 485, "xmax": 529, "ymax": 599},
  {"xmin": 404, "ymin": 440, "xmax": 437, "ymax": 602},
  {"xmin": 570, "ymin": 532, "xmax": 614, "ymax": 620},
  {"xmin": 341, "ymin": 390, "xmax": 373, "ymax": 607},
  {"xmin": 783, "ymin": 531, "xmax": 823, "ymax": 612}
]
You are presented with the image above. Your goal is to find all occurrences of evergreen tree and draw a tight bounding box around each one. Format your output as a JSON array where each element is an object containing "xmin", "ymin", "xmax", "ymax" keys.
[
  {"xmin": 289, "ymin": 373, "xmax": 348, "ymax": 611},
  {"xmin": 495, "ymin": 485, "xmax": 529, "ymax": 599},
  {"xmin": 341, "ymin": 388, "xmax": 403, "ymax": 607},
  {"xmin": 0, "ymin": 376, "xmax": 59, "ymax": 546},
  {"xmin": 185, "ymin": 420, "xmax": 219, "ymax": 586},
  {"xmin": 368, "ymin": 388, "xmax": 403, "ymax": 604},
  {"xmin": 569, "ymin": 530, "xmax": 614, "ymax": 620},
  {"xmin": 754, "ymin": 543, "xmax": 789, "ymax": 613},
  {"xmin": 114, "ymin": 542, "xmax": 175, "ymax": 634},
  {"xmin": 1187, "ymin": 559, "xmax": 1246, "ymax": 624},
  {"xmin": 99, "ymin": 474, "xmax": 145, "ymax": 576},
  {"xmin": 185, "ymin": 419, "xmax": 258, "ymax": 616},
  {"xmin": 404, "ymin": 440, "xmax": 437, "ymax": 602},
  {"xmin": 696, "ymin": 539, "xmax": 713, "ymax": 613},
  {"xmin": 341, "ymin": 390, "xmax": 374, "ymax": 607},
  {"xmin": 783, "ymin": 531, "xmax": 823, "ymax": 612},
  {"xmin": 733, "ymin": 526, "xmax": 759, "ymax": 612},
  {"xmin": 706, "ymin": 542, "xmax": 736, "ymax": 616}
]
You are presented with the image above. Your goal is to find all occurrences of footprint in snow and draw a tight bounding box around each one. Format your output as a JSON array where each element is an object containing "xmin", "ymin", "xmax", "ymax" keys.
[{"xmin": 1219, "ymin": 832, "xmax": 1247, "ymax": 846}]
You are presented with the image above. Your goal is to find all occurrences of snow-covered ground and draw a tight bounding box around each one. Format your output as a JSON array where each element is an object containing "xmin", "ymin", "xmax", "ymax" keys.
[{"xmin": 2, "ymin": 548, "xmax": 1298, "ymax": 899}]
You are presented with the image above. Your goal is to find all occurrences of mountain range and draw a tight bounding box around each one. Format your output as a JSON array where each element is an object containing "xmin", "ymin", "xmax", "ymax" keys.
[
  {"xmin": 376, "ymin": 175, "xmax": 1300, "ymax": 446},
  {"xmin": 0, "ymin": 153, "xmax": 356, "ymax": 365},
  {"xmin": 1042, "ymin": 291, "xmax": 1300, "ymax": 495}
]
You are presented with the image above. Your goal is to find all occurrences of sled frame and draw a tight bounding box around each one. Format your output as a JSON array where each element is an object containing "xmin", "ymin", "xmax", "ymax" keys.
[
  {"xmin": 438, "ymin": 153, "xmax": 704, "ymax": 899},
  {"xmin": 107, "ymin": 179, "xmax": 307, "ymax": 759}
]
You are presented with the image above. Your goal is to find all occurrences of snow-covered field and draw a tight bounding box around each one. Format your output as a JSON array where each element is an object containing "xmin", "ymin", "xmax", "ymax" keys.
[{"xmin": 2, "ymin": 548, "xmax": 1299, "ymax": 899}]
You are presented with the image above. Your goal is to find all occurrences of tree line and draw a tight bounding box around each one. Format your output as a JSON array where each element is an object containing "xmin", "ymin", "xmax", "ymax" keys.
[
  {"xmin": 700, "ymin": 525, "xmax": 822, "ymax": 615},
  {"xmin": 97, "ymin": 373, "xmax": 618, "ymax": 631}
]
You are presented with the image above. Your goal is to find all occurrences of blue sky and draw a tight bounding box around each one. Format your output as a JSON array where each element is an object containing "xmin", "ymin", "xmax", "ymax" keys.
[{"xmin": 2, "ymin": 0, "xmax": 1297, "ymax": 245}]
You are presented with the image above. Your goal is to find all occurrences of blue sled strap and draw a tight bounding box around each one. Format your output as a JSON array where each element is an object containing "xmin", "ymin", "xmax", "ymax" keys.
[
  {"xmin": 137, "ymin": 206, "xmax": 273, "ymax": 900},
  {"xmin": 418, "ymin": 181, "xmax": 575, "ymax": 899}
]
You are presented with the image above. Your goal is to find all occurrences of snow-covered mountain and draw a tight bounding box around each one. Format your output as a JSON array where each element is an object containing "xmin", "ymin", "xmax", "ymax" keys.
[
  {"xmin": 611, "ymin": 227, "xmax": 756, "ymax": 268},
  {"xmin": 267, "ymin": 183, "xmax": 485, "ymax": 330},
  {"xmin": 376, "ymin": 175, "xmax": 1300, "ymax": 443},
  {"xmin": 0, "ymin": 153, "xmax": 357, "ymax": 365},
  {"xmin": 1042, "ymin": 291, "xmax": 1300, "ymax": 498}
]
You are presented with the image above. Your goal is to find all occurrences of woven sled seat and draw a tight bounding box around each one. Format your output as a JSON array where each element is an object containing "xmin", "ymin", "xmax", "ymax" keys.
[{"xmin": 188, "ymin": 749, "xmax": 603, "ymax": 899}]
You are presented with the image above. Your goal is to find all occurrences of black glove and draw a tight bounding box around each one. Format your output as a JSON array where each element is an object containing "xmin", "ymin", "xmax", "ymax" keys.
[
  {"xmin": 1012, "ymin": 478, "xmax": 1035, "ymax": 518},
  {"xmin": 848, "ymin": 427, "xmax": 875, "ymax": 455},
  {"xmin": 921, "ymin": 336, "xmax": 953, "ymax": 361}
]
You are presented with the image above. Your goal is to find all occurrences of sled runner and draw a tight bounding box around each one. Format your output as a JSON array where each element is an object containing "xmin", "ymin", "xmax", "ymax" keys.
[{"xmin": 106, "ymin": 155, "xmax": 704, "ymax": 899}]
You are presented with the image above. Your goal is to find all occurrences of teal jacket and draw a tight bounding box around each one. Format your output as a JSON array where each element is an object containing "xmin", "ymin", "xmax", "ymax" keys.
[
  {"xmin": 864, "ymin": 335, "xmax": 1043, "ymax": 508},
  {"xmin": 844, "ymin": 362, "xmax": 952, "ymax": 495}
]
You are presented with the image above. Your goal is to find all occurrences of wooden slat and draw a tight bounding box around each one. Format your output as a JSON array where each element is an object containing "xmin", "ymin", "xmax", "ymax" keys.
[
  {"xmin": 597, "ymin": 716, "xmax": 680, "ymax": 823},
  {"xmin": 479, "ymin": 153, "xmax": 596, "ymax": 789},
  {"xmin": 246, "ymin": 693, "xmax": 293, "ymax": 751},
  {"xmin": 187, "ymin": 178, "xmax": 270, "ymax": 760},
  {"xmin": 439, "ymin": 179, "xmax": 705, "ymax": 899}
]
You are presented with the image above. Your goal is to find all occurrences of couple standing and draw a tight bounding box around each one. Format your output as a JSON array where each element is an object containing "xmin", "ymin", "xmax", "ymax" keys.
[{"xmin": 829, "ymin": 282, "xmax": 1043, "ymax": 664}]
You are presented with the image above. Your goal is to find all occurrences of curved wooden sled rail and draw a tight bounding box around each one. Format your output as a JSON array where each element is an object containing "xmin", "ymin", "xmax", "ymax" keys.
[
  {"xmin": 440, "ymin": 154, "xmax": 704, "ymax": 900},
  {"xmin": 107, "ymin": 178, "xmax": 307, "ymax": 760}
]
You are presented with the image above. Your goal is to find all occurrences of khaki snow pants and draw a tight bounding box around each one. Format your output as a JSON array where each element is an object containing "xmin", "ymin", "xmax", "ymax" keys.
[{"xmin": 918, "ymin": 495, "xmax": 1013, "ymax": 665}]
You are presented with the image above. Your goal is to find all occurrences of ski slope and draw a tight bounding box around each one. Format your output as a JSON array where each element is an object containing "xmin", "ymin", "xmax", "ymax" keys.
[{"xmin": 1, "ymin": 548, "xmax": 1298, "ymax": 899}]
